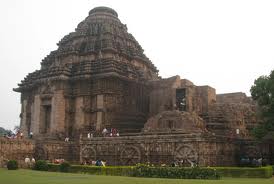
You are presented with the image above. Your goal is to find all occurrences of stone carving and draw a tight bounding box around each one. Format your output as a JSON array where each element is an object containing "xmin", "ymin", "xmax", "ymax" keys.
[
  {"xmin": 81, "ymin": 146, "xmax": 97, "ymax": 162},
  {"xmin": 144, "ymin": 110, "xmax": 206, "ymax": 133},
  {"xmin": 120, "ymin": 146, "xmax": 141, "ymax": 165},
  {"xmin": 174, "ymin": 145, "xmax": 198, "ymax": 166},
  {"xmin": 34, "ymin": 145, "xmax": 47, "ymax": 160}
]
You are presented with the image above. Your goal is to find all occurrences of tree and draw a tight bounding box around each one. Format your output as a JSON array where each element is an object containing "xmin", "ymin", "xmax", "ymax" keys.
[
  {"xmin": 0, "ymin": 127, "xmax": 13, "ymax": 136},
  {"xmin": 250, "ymin": 70, "xmax": 274, "ymax": 139}
]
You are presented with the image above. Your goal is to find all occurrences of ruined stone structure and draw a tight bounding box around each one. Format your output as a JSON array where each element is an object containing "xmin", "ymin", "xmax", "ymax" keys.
[
  {"xmin": 14, "ymin": 6, "xmax": 158, "ymax": 138},
  {"xmin": 8, "ymin": 7, "xmax": 268, "ymax": 167}
]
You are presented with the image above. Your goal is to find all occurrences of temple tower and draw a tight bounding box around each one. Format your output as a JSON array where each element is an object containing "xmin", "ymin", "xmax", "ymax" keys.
[{"xmin": 14, "ymin": 7, "xmax": 159, "ymax": 138}]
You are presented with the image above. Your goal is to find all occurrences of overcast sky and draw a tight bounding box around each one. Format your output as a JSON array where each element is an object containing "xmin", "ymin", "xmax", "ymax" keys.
[{"xmin": 0, "ymin": 0, "xmax": 274, "ymax": 130}]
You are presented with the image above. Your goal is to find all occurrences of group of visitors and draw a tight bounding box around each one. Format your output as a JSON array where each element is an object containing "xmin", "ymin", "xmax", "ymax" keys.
[
  {"xmin": 102, "ymin": 127, "xmax": 119, "ymax": 137},
  {"xmin": 3, "ymin": 131, "xmax": 34, "ymax": 139},
  {"xmin": 239, "ymin": 156, "xmax": 266, "ymax": 167},
  {"xmin": 84, "ymin": 127, "xmax": 120, "ymax": 139},
  {"xmin": 53, "ymin": 158, "xmax": 65, "ymax": 164},
  {"xmin": 24, "ymin": 156, "xmax": 36, "ymax": 168},
  {"xmin": 82, "ymin": 159, "xmax": 106, "ymax": 166}
]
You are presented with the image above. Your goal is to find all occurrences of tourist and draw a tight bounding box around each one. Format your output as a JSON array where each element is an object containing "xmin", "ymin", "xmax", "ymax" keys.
[
  {"xmin": 20, "ymin": 132, "xmax": 24, "ymax": 139},
  {"xmin": 95, "ymin": 159, "xmax": 102, "ymax": 166},
  {"xmin": 102, "ymin": 128, "xmax": 108, "ymax": 137},
  {"xmin": 109, "ymin": 128, "xmax": 112, "ymax": 137},
  {"xmin": 91, "ymin": 160, "xmax": 96, "ymax": 165},
  {"xmin": 87, "ymin": 133, "xmax": 91, "ymax": 139},
  {"xmin": 31, "ymin": 157, "xmax": 36, "ymax": 165},
  {"xmin": 65, "ymin": 137, "xmax": 69, "ymax": 142},
  {"xmin": 25, "ymin": 157, "xmax": 30, "ymax": 168},
  {"xmin": 29, "ymin": 132, "xmax": 33, "ymax": 139},
  {"xmin": 111, "ymin": 128, "xmax": 117, "ymax": 136},
  {"xmin": 101, "ymin": 160, "xmax": 106, "ymax": 167},
  {"xmin": 258, "ymin": 158, "xmax": 262, "ymax": 166}
]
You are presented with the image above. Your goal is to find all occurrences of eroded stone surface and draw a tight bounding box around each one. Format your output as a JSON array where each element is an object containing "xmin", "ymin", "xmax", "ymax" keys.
[{"xmin": 144, "ymin": 110, "xmax": 206, "ymax": 133}]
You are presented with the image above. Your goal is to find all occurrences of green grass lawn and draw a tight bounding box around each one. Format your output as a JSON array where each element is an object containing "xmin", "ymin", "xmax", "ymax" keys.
[{"xmin": 0, "ymin": 168, "xmax": 273, "ymax": 184}]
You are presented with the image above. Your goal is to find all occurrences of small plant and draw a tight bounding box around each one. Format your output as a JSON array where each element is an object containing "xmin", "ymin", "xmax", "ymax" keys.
[
  {"xmin": 60, "ymin": 162, "xmax": 70, "ymax": 172},
  {"xmin": 33, "ymin": 160, "xmax": 48, "ymax": 171},
  {"xmin": 7, "ymin": 160, "xmax": 18, "ymax": 170}
]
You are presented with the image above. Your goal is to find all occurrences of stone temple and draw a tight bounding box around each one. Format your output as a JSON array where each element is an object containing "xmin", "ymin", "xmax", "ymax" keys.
[{"xmin": 7, "ymin": 7, "xmax": 270, "ymax": 166}]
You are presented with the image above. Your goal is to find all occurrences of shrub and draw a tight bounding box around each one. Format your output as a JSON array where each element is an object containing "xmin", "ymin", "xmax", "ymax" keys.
[
  {"xmin": 262, "ymin": 158, "xmax": 269, "ymax": 166},
  {"xmin": 58, "ymin": 165, "xmax": 134, "ymax": 176},
  {"xmin": 60, "ymin": 162, "xmax": 70, "ymax": 172},
  {"xmin": 47, "ymin": 164, "xmax": 219, "ymax": 179},
  {"xmin": 7, "ymin": 160, "xmax": 18, "ymax": 170},
  {"xmin": 33, "ymin": 160, "xmax": 48, "ymax": 171},
  {"xmin": 46, "ymin": 164, "xmax": 273, "ymax": 179},
  {"xmin": 47, "ymin": 163, "xmax": 59, "ymax": 172},
  {"xmin": 213, "ymin": 166, "xmax": 273, "ymax": 178},
  {"xmin": 239, "ymin": 158, "xmax": 251, "ymax": 167},
  {"xmin": 133, "ymin": 165, "xmax": 220, "ymax": 179}
]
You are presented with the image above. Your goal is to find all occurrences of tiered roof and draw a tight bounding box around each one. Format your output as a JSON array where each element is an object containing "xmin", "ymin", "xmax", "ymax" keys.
[{"xmin": 15, "ymin": 7, "xmax": 158, "ymax": 92}]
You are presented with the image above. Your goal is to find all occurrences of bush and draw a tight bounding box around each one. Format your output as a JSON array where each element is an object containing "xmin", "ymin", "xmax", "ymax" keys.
[
  {"xmin": 33, "ymin": 160, "xmax": 48, "ymax": 171},
  {"xmin": 7, "ymin": 160, "xmax": 18, "ymax": 170},
  {"xmin": 48, "ymin": 164, "xmax": 134, "ymax": 176},
  {"xmin": 60, "ymin": 162, "xmax": 70, "ymax": 172},
  {"xmin": 47, "ymin": 163, "xmax": 59, "ymax": 172},
  {"xmin": 213, "ymin": 166, "xmax": 273, "ymax": 178},
  {"xmin": 133, "ymin": 165, "xmax": 220, "ymax": 179},
  {"xmin": 47, "ymin": 164, "xmax": 219, "ymax": 179},
  {"xmin": 47, "ymin": 163, "xmax": 274, "ymax": 179}
]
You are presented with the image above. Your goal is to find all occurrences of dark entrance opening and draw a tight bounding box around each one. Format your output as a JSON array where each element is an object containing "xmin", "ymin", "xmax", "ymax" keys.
[
  {"xmin": 42, "ymin": 105, "xmax": 51, "ymax": 134},
  {"xmin": 176, "ymin": 88, "xmax": 186, "ymax": 111}
]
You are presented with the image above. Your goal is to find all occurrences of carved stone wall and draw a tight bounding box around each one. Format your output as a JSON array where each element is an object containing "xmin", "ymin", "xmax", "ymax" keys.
[
  {"xmin": 0, "ymin": 138, "xmax": 79, "ymax": 167},
  {"xmin": 34, "ymin": 140, "xmax": 80, "ymax": 163},
  {"xmin": 217, "ymin": 92, "xmax": 253, "ymax": 104},
  {"xmin": 0, "ymin": 138, "xmax": 34, "ymax": 167},
  {"xmin": 204, "ymin": 102, "xmax": 258, "ymax": 137},
  {"xmin": 79, "ymin": 134, "xmax": 237, "ymax": 166},
  {"xmin": 148, "ymin": 76, "xmax": 216, "ymax": 117},
  {"xmin": 1, "ymin": 135, "xmax": 271, "ymax": 168},
  {"xmin": 144, "ymin": 110, "xmax": 206, "ymax": 133}
]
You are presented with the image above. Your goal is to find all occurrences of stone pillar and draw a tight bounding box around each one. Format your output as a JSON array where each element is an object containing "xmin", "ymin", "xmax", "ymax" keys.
[
  {"xmin": 31, "ymin": 95, "xmax": 41, "ymax": 135},
  {"xmin": 75, "ymin": 97, "xmax": 84, "ymax": 131},
  {"xmin": 20, "ymin": 100, "xmax": 28, "ymax": 136},
  {"xmin": 96, "ymin": 95, "xmax": 104, "ymax": 131},
  {"xmin": 51, "ymin": 90, "xmax": 66, "ymax": 135}
]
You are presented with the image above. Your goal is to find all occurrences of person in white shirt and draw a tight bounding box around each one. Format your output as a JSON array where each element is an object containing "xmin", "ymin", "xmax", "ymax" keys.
[
  {"xmin": 25, "ymin": 157, "xmax": 30, "ymax": 168},
  {"xmin": 102, "ymin": 128, "xmax": 108, "ymax": 137},
  {"xmin": 29, "ymin": 132, "xmax": 33, "ymax": 139}
]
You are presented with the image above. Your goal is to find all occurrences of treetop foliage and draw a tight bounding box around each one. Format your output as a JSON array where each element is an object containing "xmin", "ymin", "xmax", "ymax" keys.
[{"xmin": 250, "ymin": 70, "xmax": 274, "ymax": 139}]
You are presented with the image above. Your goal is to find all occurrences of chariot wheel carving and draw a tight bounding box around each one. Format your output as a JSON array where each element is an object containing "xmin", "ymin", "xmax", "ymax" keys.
[
  {"xmin": 174, "ymin": 145, "xmax": 198, "ymax": 166},
  {"xmin": 81, "ymin": 146, "xmax": 96, "ymax": 163},
  {"xmin": 120, "ymin": 146, "xmax": 141, "ymax": 165},
  {"xmin": 34, "ymin": 146, "xmax": 47, "ymax": 160}
]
